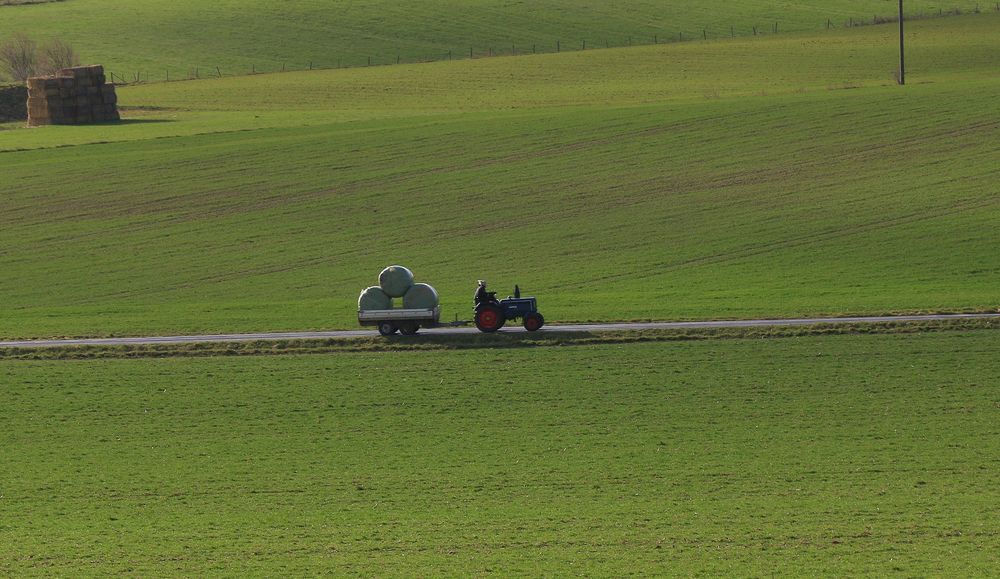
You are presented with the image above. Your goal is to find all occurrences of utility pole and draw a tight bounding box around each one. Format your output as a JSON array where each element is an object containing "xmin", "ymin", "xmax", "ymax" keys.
[{"xmin": 898, "ymin": 0, "xmax": 905, "ymax": 85}]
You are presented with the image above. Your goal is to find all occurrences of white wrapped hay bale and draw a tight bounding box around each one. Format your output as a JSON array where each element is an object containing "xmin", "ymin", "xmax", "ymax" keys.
[
  {"xmin": 379, "ymin": 265, "xmax": 414, "ymax": 298},
  {"xmin": 358, "ymin": 286, "xmax": 393, "ymax": 311},
  {"xmin": 402, "ymin": 283, "xmax": 439, "ymax": 310}
]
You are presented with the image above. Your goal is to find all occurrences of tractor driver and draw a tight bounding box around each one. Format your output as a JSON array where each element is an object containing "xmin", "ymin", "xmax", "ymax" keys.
[{"xmin": 474, "ymin": 279, "xmax": 489, "ymax": 306}]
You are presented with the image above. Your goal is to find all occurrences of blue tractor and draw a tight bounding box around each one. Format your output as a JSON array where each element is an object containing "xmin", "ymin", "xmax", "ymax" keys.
[{"xmin": 474, "ymin": 284, "xmax": 545, "ymax": 333}]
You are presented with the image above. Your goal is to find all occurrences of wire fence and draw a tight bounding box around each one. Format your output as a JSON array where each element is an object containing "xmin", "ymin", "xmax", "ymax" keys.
[{"xmin": 107, "ymin": 5, "xmax": 996, "ymax": 86}]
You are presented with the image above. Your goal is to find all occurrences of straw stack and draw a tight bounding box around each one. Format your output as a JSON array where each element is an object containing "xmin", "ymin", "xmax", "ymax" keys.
[{"xmin": 26, "ymin": 65, "xmax": 119, "ymax": 126}]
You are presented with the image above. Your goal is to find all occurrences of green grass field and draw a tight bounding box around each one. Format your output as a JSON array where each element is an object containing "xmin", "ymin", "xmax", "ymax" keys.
[
  {"xmin": 0, "ymin": 0, "xmax": 989, "ymax": 77},
  {"xmin": 3, "ymin": 4, "xmax": 999, "ymax": 576},
  {"xmin": 2, "ymin": 330, "xmax": 998, "ymax": 575},
  {"xmin": 1, "ymin": 14, "xmax": 998, "ymax": 339}
]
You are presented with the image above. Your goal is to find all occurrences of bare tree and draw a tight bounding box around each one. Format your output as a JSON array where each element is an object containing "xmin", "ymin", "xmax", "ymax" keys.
[
  {"xmin": 0, "ymin": 33, "xmax": 37, "ymax": 82},
  {"xmin": 39, "ymin": 38, "xmax": 80, "ymax": 75}
]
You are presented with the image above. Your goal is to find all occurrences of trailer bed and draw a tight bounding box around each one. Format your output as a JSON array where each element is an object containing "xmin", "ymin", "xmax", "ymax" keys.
[{"xmin": 358, "ymin": 307, "xmax": 440, "ymax": 325}]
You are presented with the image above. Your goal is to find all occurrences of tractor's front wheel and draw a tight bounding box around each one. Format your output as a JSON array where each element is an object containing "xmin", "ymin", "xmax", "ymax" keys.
[
  {"xmin": 523, "ymin": 312, "xmax": 544, "ymax": 331},
  {"xmin": 377, "ymin": 322, "xmax": 398, "ymax": 336},
  {"xmin": 475, "ymin": 305, "xmax": 505, "ymax": 332}
]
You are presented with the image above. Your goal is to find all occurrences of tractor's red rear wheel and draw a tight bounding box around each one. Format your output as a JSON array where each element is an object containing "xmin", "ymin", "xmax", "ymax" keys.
[{"xmin": 475, "ymin": 305, "xmax": 505, "ymax": 332}]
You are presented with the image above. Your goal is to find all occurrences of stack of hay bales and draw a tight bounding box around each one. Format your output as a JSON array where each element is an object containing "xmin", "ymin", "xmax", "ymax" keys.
[
  {"xmin": 357, "ymin": 265, "xmax": 440, "ymax": 311},
  {"xmin": 26, "ymin": 65, "xmax": 119, "ymax": 126}
]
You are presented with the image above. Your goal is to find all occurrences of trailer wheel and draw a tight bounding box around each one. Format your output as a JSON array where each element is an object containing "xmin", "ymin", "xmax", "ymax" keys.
[
  {"xmin": 475, "ymin": 305, "xmax": 505, "ymax": 332},
  {"xmin": 523, "ymin": 312, "xmax": 544, "ymax": 331},
  {"xmin": 399, "ymin": 323, "xmax": 420, "ymax": 336},
  {"xmin": 377, "ymin": 321, "xmax": 398, "ymax": 336}
]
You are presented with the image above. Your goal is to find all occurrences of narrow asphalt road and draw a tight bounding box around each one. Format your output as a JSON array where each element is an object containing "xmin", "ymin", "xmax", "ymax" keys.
[{"xmin": 1, "ymin": 313, "xmax": 997, "ymax": 349}]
